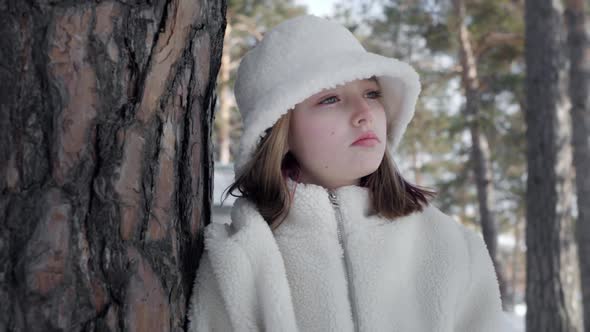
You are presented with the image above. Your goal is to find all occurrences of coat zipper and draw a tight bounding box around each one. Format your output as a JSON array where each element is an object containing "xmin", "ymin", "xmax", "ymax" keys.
[{"xmin": 328, "ymin": 190, "xmax": 359, "ymax": 332}]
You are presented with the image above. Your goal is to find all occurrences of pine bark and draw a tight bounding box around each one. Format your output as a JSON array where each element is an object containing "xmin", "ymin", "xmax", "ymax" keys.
[
  {"xmin": 0, "ymin": 0, "xmax": 226, "ymax": 331},
  {"xmin": 565, "ymin": 0, "xmax": 590, "ymax": 330},
  {"xmin": 524, "ymin": 0, "xmax": 577, "ymax": 330}
]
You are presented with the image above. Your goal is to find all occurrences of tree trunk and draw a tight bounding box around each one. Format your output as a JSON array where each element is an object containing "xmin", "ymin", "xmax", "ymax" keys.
[
  {"xmin": 451, "ymin": 0, "xmax": 508, "ymax": 308},
  {"xmin": 217, "ymin": 21, "xmax": 233, "ymax": 165},
  {"xmin": 0, "ymin": 0, "xmax": 226, "ymax": 331},
  {"xmin": 524, "ymin": 0, "xmax": 577, "ymax": 330},
  {"xmin": 565, "ymin": 0, "xmax": 590, "ymax": 330},
  {"xmin": 510, "ymin": 218, "xmax": 523, "ymax": 310}
]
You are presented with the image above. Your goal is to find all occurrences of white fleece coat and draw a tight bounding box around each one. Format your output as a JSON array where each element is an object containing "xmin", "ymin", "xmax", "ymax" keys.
[{"xmin": 188, "ymin": 180, "xmax": 506, "ymax": 331}]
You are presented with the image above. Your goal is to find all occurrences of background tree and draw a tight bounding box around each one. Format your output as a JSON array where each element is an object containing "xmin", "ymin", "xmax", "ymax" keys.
[
  {"xmin": 451, "ymin": 0, "xmax": 507, "ymax": 307},
  {"xmin": 524, "ymin": 0, "xmax": 577, "ymax": 330},
  {"xmin": 565, "ymin": 0, "xmax": 590, "ymax": 329},
  {"xmin": 0, "ymin": 0, "xmax": 226, "ymax": 330}
]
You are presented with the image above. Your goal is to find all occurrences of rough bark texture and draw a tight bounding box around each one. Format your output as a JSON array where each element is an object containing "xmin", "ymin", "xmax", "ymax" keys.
[
  {"xmin": 565, "ymin": 0, "xmax": 590, "ymax": 330},
  {"xmin": 451, "ymin": 0, "xmax": 507, "ymax": 308},
  {"xmin": 524, "ymin": 0, "xmax": 577, "ymax": 331},
  {"xmin": 0, "ymin": 0, "xmax": 226, "ymax": 331}
]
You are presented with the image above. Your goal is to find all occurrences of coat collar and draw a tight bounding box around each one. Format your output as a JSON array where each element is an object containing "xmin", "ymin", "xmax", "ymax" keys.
[
  {"xmin": 282, "ymin": 177, "xmax": 396, "ymax": 237},
  {"xmin": 286, "ymin": 177, "xmax": 373, "ymax": 215},
  {"xmin": 225, "ymin": 177, "xmax": 376, "ymax": 234}
]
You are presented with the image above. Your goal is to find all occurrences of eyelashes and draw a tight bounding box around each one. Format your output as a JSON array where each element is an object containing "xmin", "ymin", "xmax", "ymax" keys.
[
  {"xmin": 318, "ymin": 90, "xmax": 383, "ymax": 106},
  {"xmin": 319, "ymin": 95, "xmax": 339, "ymax": 105},
  {"xmin": 367, "ymin": 90, "xmax": 382, "ymax": 99}
]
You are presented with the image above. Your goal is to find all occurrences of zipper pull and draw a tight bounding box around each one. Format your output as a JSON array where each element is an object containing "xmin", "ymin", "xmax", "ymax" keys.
[{"xmin": 328, "ymin": 191, "xmax": 339, "ymax": 206}]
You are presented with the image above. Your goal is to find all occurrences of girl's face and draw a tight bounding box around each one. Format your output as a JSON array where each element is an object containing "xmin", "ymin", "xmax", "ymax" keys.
[{"xmin": 288, "ymin": 78, "xmax": 387, "ymax": 189}]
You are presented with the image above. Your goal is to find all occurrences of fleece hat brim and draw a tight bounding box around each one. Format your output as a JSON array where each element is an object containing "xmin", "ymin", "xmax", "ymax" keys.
[{"xmin": 232, "ymin": 15, "xmax": 421, "ymax": 176}]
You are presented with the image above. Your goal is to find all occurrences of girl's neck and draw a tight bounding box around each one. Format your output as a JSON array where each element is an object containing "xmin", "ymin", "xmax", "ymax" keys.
[
  {"xmin": 287, "ymin": 174, "xmax": 361, "ymax": 192},
  {"xmin": 291, "ymin": 170, "xmax": 360, "ymax": 191}
]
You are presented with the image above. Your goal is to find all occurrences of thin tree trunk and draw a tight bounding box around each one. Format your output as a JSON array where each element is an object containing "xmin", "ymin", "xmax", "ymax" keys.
[
  {"xmin": 565, "ymin": 0, "xmax": 590, "ymax": 330},
  {"xmin": 510, "ymin": 219, "xmax": 522, "ymax": 310},
  {"xmin": 451, "ymin": 0, "xmax": 508, "ymax": 308},
  {"xmin": 217, "ymin": 21, "xmax": 233, "ymax": 165},
  {"xmin": 524, "ymin": 0, "xmax": 577, "ymax": 330},
  {"xmin": 0, "ymin": 0, "xmax": 226, "ymax": 331},
  {"xmin": 411, "ymin": 141, "xmax": 422, "ymax": 185}
]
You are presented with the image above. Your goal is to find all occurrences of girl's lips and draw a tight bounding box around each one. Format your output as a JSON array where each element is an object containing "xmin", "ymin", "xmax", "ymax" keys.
[
  {"xmin": 352, "ymin": 137, "xmax": 379, "ymax": 147},
  {"xmin": 351, "ymin": 131, "xmax": 380, "ymax": 146}
]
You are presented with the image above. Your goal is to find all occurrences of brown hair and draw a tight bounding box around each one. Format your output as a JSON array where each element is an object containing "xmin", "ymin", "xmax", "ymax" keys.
[{"xmin": 223, "ymin": 110, "xmax": 436, "ymax": 231}]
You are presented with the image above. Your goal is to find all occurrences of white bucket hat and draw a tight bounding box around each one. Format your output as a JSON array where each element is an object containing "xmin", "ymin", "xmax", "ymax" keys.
[{"xmin": 232, "ymin": 15, "xmax": 421, "ymax": 176}]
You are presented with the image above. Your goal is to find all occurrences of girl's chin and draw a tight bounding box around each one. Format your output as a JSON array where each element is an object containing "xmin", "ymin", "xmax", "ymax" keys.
[{"xmin": 335, "ymin": 168, "xmax": 380, "ymax": 182}]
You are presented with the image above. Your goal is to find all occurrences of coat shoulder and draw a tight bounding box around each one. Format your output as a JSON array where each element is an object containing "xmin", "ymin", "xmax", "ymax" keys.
[
  {"xmin": 406, "ymin": 203, "xmax": 480, "ymax": 271},
  {"xmin": 419, "ymin": 203, "xmax": 491, "ymax": 257},
  {"xmin": 204, "ymin": 197, "xmax": 272, "ymax": 248},
  {"xmin": 413, "ymin": 203, "xmax": 472, "ymax": 240},
  {"xmin": 201, "ymin": 197, "xmax": 299, "ymax": 331}
]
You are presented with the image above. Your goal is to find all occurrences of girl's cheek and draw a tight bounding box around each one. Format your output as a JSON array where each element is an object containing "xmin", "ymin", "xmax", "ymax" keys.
[
  {"xmin": 296, "ymin": 111, "xmax": 342, "ymax": 142},
  {"xmin": 310, "ymin": 123, "xmax": 338, "ymax": 140},
  {"xmin": 300, "ymin": 117, "xmax": 329, "ymax": 134}
]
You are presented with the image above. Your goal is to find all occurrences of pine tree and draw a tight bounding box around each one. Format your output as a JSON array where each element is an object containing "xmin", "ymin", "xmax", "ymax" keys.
[
  {"xmin": 565, "ymin": 0, "xmax": 590, "ymax": 329},
  {"xmin": 0, "ymin": 1, "xmax": 225, "ymax": 330},
  {"xmin": 524, "ymin": 0, "xmax": 577, "ymax": 330}
]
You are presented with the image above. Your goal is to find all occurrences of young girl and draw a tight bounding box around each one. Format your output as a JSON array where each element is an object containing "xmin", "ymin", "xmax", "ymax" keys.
[{"xmin": 188, "ymin": 15, "xmax": 506, "ymax": 332}]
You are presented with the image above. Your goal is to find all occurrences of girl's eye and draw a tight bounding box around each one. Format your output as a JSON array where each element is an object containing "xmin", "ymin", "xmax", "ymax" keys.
[
  {"xmin": 319, "ymin": 95, "xmax": 339, "ymax": 105},
  {"xmin": 366, "ymin": 90, "xmax": 382, "ymax": 99}
]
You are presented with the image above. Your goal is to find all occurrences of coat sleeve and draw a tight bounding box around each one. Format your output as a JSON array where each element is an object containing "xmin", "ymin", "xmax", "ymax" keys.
[
  {"xmin": 453, "ymin": 227, "xmax": 506, "ymax": 332},
  {"xmin": 187, "ymin": 251, "xmax": 233, "ymax": 332}
]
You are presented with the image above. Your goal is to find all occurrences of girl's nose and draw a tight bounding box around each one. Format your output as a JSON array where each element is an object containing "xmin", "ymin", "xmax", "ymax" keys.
[{"xmin": 351, "ymin": 96, "xmax": 374, "ymax": 127}]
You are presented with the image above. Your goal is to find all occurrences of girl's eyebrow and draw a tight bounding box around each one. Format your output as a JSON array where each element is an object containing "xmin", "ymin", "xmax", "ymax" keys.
[
  {"xmin": 314, "ymin": 87, "xmax": 337, "ymax": 98},
  {"xmin": 363, "ymin": 77, "xmax": 380, "ymax": 89}
]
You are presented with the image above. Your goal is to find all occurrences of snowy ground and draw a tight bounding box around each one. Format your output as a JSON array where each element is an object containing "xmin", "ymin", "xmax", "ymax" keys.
[
  {"xmin": 503, "ymin": 311, "xmax": 525, "ymax": 331},
  {"xmin": 211, "ymin": 164, "xmax": 236, "ymax": 224}
]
